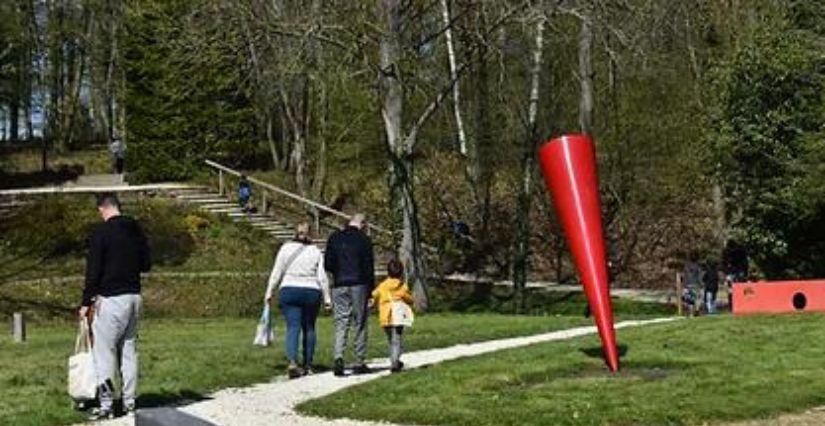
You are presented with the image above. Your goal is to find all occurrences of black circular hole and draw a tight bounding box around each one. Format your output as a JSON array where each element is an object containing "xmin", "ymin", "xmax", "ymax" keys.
[{"xmin": 792, "ymin": 292, "xmax": 807, "ymax": 311}]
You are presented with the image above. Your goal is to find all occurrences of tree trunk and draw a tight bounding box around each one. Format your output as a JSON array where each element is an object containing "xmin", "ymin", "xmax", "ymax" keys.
[
  {"xmin": 513, "ymin": 16, "xmax": 546, "ymax": 313},
  {"xmin": 578, "ymin": 17, "xmax": 594, "ymax": 134},
  {"xmin": 281, "ymin": 84, "xmax": 309, "ymax": 196},
  {"xmin": 379, "ymin": 0, "xmax": 428, "ymax": 311},
  {"xmin": 106, "ymin": 7, "xmax": 120, "ymax": 141},
  {"xmin": 10, "ymin": 100, "xmax": 19, "ymax": 143},
  {"xmin": 311, "ymin": 82, "xmax": 329, "ymax": 228},
  {"xmin": 25, "ymin": 0, "xmax": 35, "ymax": 141},
  {"xmin": 266, "ymin": 111, "xmax": 282, "ymax": 169},
  {"xmin": 439, "ymin": 0, "xmax": 467, "ymax": 156},
  {"xmin": 279, "ymin": 105, "xmax": 291, "ymax": 171},
  {"xmin": 48, "ymin": 0, "xmax": 66, "ymax": 151}
]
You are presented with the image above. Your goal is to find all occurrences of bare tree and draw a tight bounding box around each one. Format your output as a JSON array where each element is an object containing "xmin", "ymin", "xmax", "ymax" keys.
[{"xmin": 513, "ymin": 9, "xmax": 547, "ymax": 311}]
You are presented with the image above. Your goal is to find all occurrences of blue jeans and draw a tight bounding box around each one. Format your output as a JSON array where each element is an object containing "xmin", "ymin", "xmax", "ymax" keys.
[
  {"xmin": 278, "ymin": 287, "xmax": 321, "ymax": 366},
  {"xmin": 705, "ymin": 290, "xmax": 717, "ymax": 314}
]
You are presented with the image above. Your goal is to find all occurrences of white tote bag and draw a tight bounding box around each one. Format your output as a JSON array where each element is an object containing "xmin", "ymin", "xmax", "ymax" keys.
[
  {"xmin": 390, "ymin": 301, "xmax": 414, "ymax": 328},
  {"xmin": 253, "ymin": 304, "xmax": 275, "ymax": 346},
  {"xmin": 68, "ymin": 319, "xmax": 97, "ymax": 401}
]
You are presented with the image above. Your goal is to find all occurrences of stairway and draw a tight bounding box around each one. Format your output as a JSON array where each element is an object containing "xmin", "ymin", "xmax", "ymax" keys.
[
  {"xmin": 170, "ymin": 188, "xmax": 312, "ymax": 244},
  {"xmin": 169, "ymin": 187, "xmax": 388, "ymax": 276}
]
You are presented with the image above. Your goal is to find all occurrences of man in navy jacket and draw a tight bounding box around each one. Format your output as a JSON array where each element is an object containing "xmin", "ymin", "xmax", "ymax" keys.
[{"xmin": 324, "ymin": 213, "xmax": 374, "ymax": 376}]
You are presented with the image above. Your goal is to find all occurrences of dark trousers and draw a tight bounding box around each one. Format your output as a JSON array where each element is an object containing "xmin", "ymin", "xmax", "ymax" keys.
[
  {"xmin": 114, "ymin": 157, "xmax": 124, "ymax": 174},
  {"xmin": 279, "ymin": 287, "xmax": 321, "ymax": 366}
]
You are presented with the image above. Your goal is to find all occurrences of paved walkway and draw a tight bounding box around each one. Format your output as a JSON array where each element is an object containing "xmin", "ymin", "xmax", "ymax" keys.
[{"xmin": 86, "ymin": 317, "xmax": 677, "ymax": 426}]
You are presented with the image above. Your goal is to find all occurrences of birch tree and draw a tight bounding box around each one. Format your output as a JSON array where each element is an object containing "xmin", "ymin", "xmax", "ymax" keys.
[{"xmin": 440, "ymin": 0, "xmax": 468, "ymax": 156}]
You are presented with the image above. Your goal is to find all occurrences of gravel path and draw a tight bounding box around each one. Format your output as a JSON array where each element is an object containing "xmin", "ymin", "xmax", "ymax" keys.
[{"xmin": 86, "ymin": 317, "xmax": 677, "ymax": 426}]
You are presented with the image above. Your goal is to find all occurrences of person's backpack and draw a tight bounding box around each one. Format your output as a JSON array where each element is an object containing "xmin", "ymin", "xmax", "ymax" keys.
[{"xmin": 239, "ymin": 183, "xmax": 251, "ymax": 198}]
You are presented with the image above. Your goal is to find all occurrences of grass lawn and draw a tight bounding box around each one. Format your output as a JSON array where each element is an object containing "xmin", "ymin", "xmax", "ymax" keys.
[
  {"xmin": 0, "ymin": 313, "xmax": 591, "ymax": 426},
  {"xmin": 301, "ymin": 314, "xmax": 825, "ymax": 426}
]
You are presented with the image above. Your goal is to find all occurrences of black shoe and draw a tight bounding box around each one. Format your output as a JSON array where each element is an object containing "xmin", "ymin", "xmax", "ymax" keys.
[
  {"xmin": 352, "ymin": 363, "xmax": 372, "ymax": 375},
  {"xmin": 124, "ymin": 402, "xmax": 136, "ymax": 416},
  {"xmin": 333, "ymin": 358, "xmax": 345, "ymax": 377},
  {"xmin": 88, "ymin": 408, "xmax": 115, "ymax": 421},
  {"xmin": 287, "ymin": 363, "xmax": 304, "ymax": 379},
  {"xmin": 391, "ymin": 361, "xmax": 405, "ymax": 373}
]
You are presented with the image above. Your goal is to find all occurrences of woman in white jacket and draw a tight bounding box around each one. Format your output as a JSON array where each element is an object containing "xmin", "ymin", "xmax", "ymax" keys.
[{"xmin": 265, "ymin": 223, "xmax": 331, "ymax": 378}]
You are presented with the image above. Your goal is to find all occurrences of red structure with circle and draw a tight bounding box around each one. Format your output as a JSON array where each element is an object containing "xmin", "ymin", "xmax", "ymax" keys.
[
  {"xmin": 732, "ymin": 280, "xmax": 825, "ymax": 315},
  {"xmin": 537, "ymin": 134, "xmax": 619, "ymax": 372}
]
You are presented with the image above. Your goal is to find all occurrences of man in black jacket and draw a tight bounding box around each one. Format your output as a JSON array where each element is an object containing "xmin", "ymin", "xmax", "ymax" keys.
[
  {"xmin": 324, "ymin": 213, "xmax": 374, "ymax": 376},
  {"xmin": 79, "ymin": 193, "xmax": 150, "ymax": 419}
]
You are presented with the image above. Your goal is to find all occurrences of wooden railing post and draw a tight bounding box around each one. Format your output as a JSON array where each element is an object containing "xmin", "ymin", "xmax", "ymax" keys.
[
  {"xmin": 261, "ymin": 191, "xmax": 267, "ymax": 215},
  {"xmin": 13, "ymin": 312, "xmax": 25, "ymax": 343},
  {"xmin": 218, "ymin": 170, "xmax": 225, "ymax": 196},
  {"xmin": 676, "ymin": 272, "xmax": 683, "ymax": 316}
]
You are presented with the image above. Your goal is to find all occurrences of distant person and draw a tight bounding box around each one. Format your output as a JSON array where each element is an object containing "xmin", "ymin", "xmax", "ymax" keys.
[
  {"xmin": 369, "ymin": 259, "xmax": 414, "ymax": 373},
  {"xmin": 79, "ymin": 193, "xmax": 150, "ymax": 420},
  {"xmin": 265, "ymin": 223, "xmax": 331, "ymax": 378},
  {"xmin": 238, "ymin": 175, "xmax": 252, "ymax": 212},
  {"xmin": 325, "ymin": 213, "xmax": 375, "ymax": 376},
  {"xmin": 724, "ymin": 273, "xmax": 735, "ymax": 311},
  {"xmin": 683, "ymin": 255, "xmax": 702, "ymax": 291},
  {"xmin": 703, "ymin": 261, "xmax": 720, "ymax": 315},
  {"xmin": 682, "ymin": 255, "xmax": 702, "ymax": 316},
  {"xmin": 681, "ymin": 285, "xmax": 697, "ymax": 317},
  {"xmin": 109, "ymin": 137, "xmax": 126, "ymax": 177}
]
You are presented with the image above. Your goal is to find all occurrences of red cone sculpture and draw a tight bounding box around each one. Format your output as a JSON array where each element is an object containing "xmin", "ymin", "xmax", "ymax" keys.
[{"xmin": 538, "ymin": 134, "xmax": 619, "ymax": 372}]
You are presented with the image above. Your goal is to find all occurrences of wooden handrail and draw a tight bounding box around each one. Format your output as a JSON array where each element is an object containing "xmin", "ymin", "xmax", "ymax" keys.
[
  {"xmin": 0, "ymin": 183, "xmax": 198, "ymax": 196},
  {"xmin": 205, "ymin": 159, "xmax": 392, "ymax": 236}
]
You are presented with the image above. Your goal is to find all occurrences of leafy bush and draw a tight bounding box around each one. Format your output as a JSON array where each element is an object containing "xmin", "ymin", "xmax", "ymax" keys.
[
  {"xmin": 0, "ymin": 196, "xmax": 196, "ymax": 266},
  {"xmin": 0, "ymin": 195, "xmax": 98, "ymax": 259},
  {"xmin": 137, "ymin": 199, "xmax": 196, "ymax": 266},
  {"xmin": 709, "ymin": 19, "xmax": 825, "ymax": 278}
]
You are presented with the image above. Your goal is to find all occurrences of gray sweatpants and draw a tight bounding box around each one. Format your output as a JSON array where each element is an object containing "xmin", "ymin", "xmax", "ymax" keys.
[
  {"xmin": 93, "ymin": 294, "xmax": 142, "ymax": 411},
  {"xmin": 384, "ymin": 326, "xmax": 404, "ymax": 367},
  {"xmin": 332, "ymin": 285, "xmax": 369, "ymax": 363}
]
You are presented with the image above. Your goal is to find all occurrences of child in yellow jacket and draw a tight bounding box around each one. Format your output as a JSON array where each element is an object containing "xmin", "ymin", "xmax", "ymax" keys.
[{"xmin": 369, "ymin": 259, "xmax": 414, "ymax": 372}]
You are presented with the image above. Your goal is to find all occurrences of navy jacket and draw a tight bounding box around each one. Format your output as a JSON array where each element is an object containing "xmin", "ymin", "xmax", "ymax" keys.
[{"xmin": 324, "ymin": 226, "xmax": 374, "ymax": 287}]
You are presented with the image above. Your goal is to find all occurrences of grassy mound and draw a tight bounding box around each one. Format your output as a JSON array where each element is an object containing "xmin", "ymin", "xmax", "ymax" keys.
[{"xmin": 0, "ymin": 194, "xmax": 276, "ymax": 318}]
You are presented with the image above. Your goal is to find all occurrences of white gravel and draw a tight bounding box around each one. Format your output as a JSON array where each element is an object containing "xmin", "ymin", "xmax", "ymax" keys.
[{"xmin": 86, "ymin": 317, "xmax": 678, "ymax": 426}]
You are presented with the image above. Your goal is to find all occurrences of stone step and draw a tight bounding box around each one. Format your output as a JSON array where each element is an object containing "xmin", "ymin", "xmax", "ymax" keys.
[
  {"xmin": 243, "ymin": 217, "xmax": 278, "ymax": 223},
  {"xmin": 205, "ymin": 208, "xmax": 245, "ymax": 214},
  {"xmin": 185, "ymin": 198, "xmax": 232, "ymax": 204},
  {"xmin": 253, "ymin": 225, "xmax": 292, "ymax": 232},
  {"xmin": 200, "ymin": 203, "xmax": 238, "ymax": 210}
]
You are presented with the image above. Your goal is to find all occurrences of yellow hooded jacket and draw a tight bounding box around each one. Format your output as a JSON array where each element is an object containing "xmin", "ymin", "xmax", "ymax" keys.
[{"xmin": 371, "ymin": 277, "xmax": 414, "ymax": 327}]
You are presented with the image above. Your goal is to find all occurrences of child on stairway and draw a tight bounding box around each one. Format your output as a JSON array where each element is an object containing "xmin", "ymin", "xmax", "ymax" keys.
[{"xmin": 369, "ymin": 259, "xmax": 414, "ymax": 373}]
